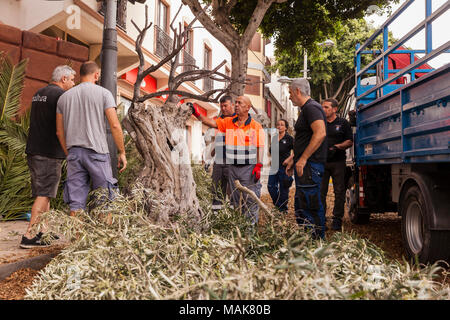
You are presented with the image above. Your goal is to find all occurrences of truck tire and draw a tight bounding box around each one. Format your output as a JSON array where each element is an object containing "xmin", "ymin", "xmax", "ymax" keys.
[{"xmin": 400, "ymin": 185, "xmax": 450, "ymax": 264}]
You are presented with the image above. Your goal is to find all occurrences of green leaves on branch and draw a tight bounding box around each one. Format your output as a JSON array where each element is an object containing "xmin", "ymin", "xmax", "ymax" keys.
[{"xmin": 0, "ymin": 53, "xmax": 31, "ymax": 221}]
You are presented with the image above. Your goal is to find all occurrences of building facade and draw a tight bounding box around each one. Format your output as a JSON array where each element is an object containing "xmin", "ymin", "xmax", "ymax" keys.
[{"xmin": 0, "ymin": 0, "xmax": 236, "ymax": 162}]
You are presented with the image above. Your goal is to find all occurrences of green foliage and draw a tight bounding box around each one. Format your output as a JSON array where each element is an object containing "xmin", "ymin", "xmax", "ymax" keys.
[
  {"xmin": 269, "ymin": 18, "xmax": 396, "ymax": 105},
  {"xmin": 260, "ymin": 0, "xmax": 397, "ymax": 51},
  {"xmin": 0, "ymin": 53, "xmax": 68, "ymax": 220},
  {"xmin": 24, "ymin": 171, "xmax": 450, "ymax": 299},
  {"xmin": 117, "ymin": 134, "xmax": 144, "ymax": 191},
  {"xmin": 0, "ymin": 53, "xmax": 33, "ymax": 220}
]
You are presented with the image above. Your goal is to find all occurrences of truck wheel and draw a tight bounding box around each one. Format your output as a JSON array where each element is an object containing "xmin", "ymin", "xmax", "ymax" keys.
[
  {"xmin": 400, "ymin": 185, "xmax": 450, "ymax": 264},
  {"xmin": 346, "ymin": 186, "xmax": 370, "ymax": 224}
]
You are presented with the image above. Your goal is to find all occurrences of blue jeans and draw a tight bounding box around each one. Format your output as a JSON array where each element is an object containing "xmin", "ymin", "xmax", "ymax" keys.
[
  {"xmin": 63, "ymin": 147, "xmax": 118, "ymax": 211},
  {"xmin": 294, "ymin": 161, "xmax": 325, "ymax": 239},
  {"xmin": 268, "ymin": 165, "xmax": 293, "ymax": 212}
]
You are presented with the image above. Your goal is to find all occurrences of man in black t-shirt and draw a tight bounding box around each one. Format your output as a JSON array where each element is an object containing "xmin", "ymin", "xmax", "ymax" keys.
[
  {"xmin": 320, "ymin": 98, "xmax": 353, "ymax": 230},
  {"xmin": 20, "ymin": 65, "xmax": 75, "ymax": 249},
  {"xmin": 285, "ymin": 78, "xmax": 327, "ymax": 239}
]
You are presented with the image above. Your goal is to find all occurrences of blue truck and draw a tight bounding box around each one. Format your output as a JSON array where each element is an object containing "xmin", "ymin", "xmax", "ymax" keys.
[{"xmin": 346, "ymin": 0, "xmax": 450, "ymax": 264}]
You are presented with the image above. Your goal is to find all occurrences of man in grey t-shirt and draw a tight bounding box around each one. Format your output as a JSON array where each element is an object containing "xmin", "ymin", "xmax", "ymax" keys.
[{"xmin": 56, "ymin": 61, "xmax": 127, "ymax": 216}]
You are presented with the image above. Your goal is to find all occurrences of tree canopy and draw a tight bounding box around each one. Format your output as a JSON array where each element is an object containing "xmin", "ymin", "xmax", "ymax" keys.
[
  {"xmin": 225, "ymin": 0, "xmax": 396, "ymax": 51},
  {"xmin": 268, "ymin": 18, "xmax": 396, "ymax": 106},
  {"xmin": 183, "ymin": 0, "xmax": 396, "ymax": 96}
]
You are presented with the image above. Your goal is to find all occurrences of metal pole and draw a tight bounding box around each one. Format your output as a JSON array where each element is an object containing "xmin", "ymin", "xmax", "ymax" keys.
[
  {"xmin": 303, "ymin": 49, "xmax": 308, "ymax": 79},
  {"xmin": 101, "ymin": 0, "xmax": 119, "ymax": 179}
]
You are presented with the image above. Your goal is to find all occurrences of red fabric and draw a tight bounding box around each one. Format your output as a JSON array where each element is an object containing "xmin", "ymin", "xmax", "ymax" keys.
[
  {"xmin": 194, "ymin": 103, "xmax": 207, "ymax": 117},
  {"xmin": 388, "ymin": 46, "xmax": 432, "ymax": 83},
  {"xmin": 121, "ymin": 68, "xmax": 157, "ymax": 94},
  {"xmin": 252, "ymin": 163, "xmax": 263, "ymax": 182}
]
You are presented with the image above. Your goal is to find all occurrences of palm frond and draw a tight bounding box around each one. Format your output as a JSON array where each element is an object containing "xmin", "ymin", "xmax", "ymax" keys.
[
  {"xmin": 0, "ymin": 54, "xmax": 31, "ymax": 220},
  {"xmin": 0, "ymin": 53, "xmax": 28, "ymax": 121}
]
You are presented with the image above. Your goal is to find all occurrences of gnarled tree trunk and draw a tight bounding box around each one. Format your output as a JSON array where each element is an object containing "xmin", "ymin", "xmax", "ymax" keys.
[{"xmin": 123, "ymin": 101, "xmax": 203, "ymax": 227}]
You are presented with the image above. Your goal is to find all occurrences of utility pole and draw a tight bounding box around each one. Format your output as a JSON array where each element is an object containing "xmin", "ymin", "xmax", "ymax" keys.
[{"xmin": 101, "ymin": 0, "xmax": 119, "ymax": 179}]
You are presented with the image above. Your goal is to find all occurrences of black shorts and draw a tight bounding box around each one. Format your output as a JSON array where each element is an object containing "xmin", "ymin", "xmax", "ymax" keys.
[{"xmin": 27, "ymin": 154, "xmax": 63, "ymax": 198}]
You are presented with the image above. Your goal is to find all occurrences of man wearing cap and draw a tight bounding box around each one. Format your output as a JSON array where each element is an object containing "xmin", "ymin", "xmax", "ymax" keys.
[{"xmin": 190, "ymin": 96, "xmax": 265, "ymax": 224}]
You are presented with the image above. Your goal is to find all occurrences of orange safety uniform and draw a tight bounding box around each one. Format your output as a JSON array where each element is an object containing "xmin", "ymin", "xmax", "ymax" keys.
[{"xmin": 215, "ymin": 114, "xmax": 264, "ymax": 165}]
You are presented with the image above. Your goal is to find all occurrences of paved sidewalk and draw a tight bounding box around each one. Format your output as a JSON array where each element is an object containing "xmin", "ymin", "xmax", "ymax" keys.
[
  {"xmin": 0, "ymin": 220, "xmax": 66, "ymax": 265},
  {"xmin": 0, "ymin": 220, "xmax": 30, "ymax": 264}
]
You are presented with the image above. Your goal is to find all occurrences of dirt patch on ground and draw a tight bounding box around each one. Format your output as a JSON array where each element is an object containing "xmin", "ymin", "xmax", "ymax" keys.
[
  {"xmin": 0, "ymin": 245, "xmax": 64, "ymax": 300},
  {"xmin": 0, "ymin": 268, "xmax": 39, "ymax": 300},
  {"xmin": 261, "ymin": 187, "xmax": 406, "ymax": 264}
]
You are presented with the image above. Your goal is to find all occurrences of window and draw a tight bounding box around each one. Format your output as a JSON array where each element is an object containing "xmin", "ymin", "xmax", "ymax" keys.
[
  {"xmin": 249, "ymin": 33, "xmax": 261, "ymax": 52},
  {"xmin": 182, "ymin": 24, "xmax": 195, "ymax": 72},
  {"xmin": 184, "ymin": 24, "xmax": 194, "ymax": 55},
  {"xmin": 41, "ymin": 26, "xmax": 88, "ymax": 48},
  {"xmin": 203, "ymin": 45, "xmax": 212, "ymax": 69},
  {"xmin": 203, "ymin": 45, "xmax": 213, "ymax": 91},
  {"xmin": 245, "ymin": 75, "xmax": 260, "ymax": 96},
  {"xmin": 157, "ymin": 0, "xmax": 169, "ymax": 32}
]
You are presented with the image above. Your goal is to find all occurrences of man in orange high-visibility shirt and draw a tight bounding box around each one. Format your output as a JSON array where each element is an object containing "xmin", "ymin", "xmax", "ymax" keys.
[{"xmin": 190, "ymin": 96, "xmax": 265, "ymax": 224}]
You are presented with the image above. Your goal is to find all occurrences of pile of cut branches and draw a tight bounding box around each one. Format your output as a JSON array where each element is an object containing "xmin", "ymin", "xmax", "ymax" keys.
[{"xmin": 25, "ymin": 167, "xmax": 450, "ymax": 300}]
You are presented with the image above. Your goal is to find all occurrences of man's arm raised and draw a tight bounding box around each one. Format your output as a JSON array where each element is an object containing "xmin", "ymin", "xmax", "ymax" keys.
[{"xmin": 188, "ymin": 102, "xmax": 218, "ymax": 128}]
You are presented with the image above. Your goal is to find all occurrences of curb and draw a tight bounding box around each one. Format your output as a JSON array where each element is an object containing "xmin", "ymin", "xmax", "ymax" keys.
[{"xmin": 0, "ymin": 253, "xmax": 58, "ymax": 281}]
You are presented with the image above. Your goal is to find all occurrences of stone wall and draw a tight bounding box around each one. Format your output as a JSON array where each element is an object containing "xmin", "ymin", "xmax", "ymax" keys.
[{"xmin": 0, "ymin": 24, "xmax": 89, "ymax": 113}]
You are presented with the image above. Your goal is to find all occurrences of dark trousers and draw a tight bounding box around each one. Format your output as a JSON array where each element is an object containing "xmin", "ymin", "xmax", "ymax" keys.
[
  {"xmin": 211, "ymin": 163, "xmax": 229, "ymax": 209},
  {"xmin": 320, "ymin": 161, "xmax": 346, "ymax": 221},
  {"xmin": 294, "ymin": 161, "xmax": 325, "ymax": 239},
  {"xmin": 228, "ymin": 164, "xmax": 261, "ymax": 225},
  {"xmin": 268, "ymin": 165, "xmax": 293, "ymax": 212}
]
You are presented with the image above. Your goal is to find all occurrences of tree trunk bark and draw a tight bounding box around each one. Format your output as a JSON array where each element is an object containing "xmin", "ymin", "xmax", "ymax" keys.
[
  {"xmin": 122, "ymin": 101, "xmax": 203, "ymax": 229},
  {"xmin": 230, "ymin": 45, "xmax": 248, "ymax": 97}
]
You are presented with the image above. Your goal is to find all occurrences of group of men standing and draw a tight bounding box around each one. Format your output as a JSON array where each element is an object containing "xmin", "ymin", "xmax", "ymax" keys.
[
  {"xmin": 20, "ymin": 62, "xmax": 127, "ymax": 248},
  {"xmin": 195, "ymin": 78, "xmax": 352, "ymax": 239},
  {"xmin": 21, "ymin": 60, "xmax": 351, "ymax": 247}
]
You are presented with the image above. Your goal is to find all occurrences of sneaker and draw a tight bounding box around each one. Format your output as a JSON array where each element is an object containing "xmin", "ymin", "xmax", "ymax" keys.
[
  {"xmin": 19, "ymin": 232, "xmax": 51, "ymax": 249},
  {"xmin": 331, "ymin": 219, "xmax": 342, "ymax": 231}
]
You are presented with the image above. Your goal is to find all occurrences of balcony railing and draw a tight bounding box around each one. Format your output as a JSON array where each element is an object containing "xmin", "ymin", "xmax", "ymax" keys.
[
  {"xmin": 98, "ymin": 0, "xmax": 127, "ymax": 31},
  {"xmin": 155, "ymin": 25, "xmax": 173, "ymax": 59},
  {"xmin": 203, "ymin": 77, "xmax": 213, "ymax": 92},
  {"xmin": 182, "ymin": 50, "xmax": 196, "ymax": 72}
]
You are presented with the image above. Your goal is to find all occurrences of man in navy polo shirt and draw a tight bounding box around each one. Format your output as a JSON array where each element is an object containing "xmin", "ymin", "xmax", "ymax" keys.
[
  {"xmin": 320, "ymin": 98, "xmax": 353, "ymax": 230},
  {"xmin": 285, "ymin": 78, "xmax": 327, "ymax": 239}
]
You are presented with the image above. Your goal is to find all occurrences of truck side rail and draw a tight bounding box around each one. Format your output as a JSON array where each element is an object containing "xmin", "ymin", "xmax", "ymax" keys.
[
  {"xmin": 354, "ymin": 0, "xmax": 450, "ymax": 166},
  {"xmin": 355, "ymin": 0, "xmax": 450, "ymax": 104}
]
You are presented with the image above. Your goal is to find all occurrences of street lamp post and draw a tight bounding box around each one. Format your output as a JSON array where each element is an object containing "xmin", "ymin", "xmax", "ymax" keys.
[
  {"xmin": 99, "ymin": 0, "xmax": 146, "ymax": 179},
  {"xmin": 101, "ymin": 0, "xmax": 119, "ymax": 178}
]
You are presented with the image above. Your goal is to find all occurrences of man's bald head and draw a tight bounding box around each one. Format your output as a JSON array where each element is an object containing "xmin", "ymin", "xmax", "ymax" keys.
[{"xmin": 235, "ymin": 95, "xmax": 252, "ymax": 117}]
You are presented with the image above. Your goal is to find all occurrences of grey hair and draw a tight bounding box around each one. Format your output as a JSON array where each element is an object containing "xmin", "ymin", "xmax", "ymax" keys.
[
  {"xmin": 51, "ymin": 65, "xmax": 76, "ymax": 82},
  {"xmin": 290, "ymin": 78, "xmax": 310, "ymax": 96}
]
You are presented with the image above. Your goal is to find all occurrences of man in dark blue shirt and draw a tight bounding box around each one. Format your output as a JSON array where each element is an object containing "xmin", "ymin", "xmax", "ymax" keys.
[
  {"xmin": 320, "ymin": 98, "xmax": 353, "ymax": 230},
  {"xmin": 21, "ymin": 65, "xmax": 75, "ymax": 248},
  {"xmin": 285, "ymin": 78, "xmax": 327, "ymax": 239}
]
